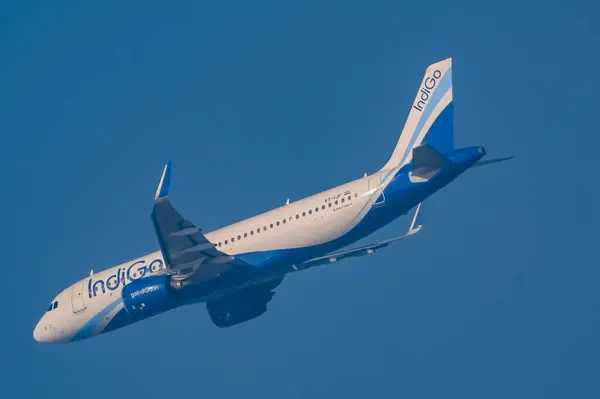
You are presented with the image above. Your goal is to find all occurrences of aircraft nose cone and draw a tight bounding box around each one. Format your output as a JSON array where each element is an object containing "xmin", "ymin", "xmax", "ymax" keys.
[
  {"xmin": 33, "ymin": 320, "xmax": 62, "ymax": 344},
  {"xmin": 33, "ymin": 322, "xmax": 47, "ymax": 343},
  {"xmin": 34, "ymin": 321, "xmax": 50, "ymax": 343}
]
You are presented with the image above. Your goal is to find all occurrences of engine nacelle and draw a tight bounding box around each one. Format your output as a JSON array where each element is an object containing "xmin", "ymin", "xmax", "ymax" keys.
[
  {"xmin": 122, "ymin": 275, "xmax": 177, "ymax": 316},
  {"xmin": 206, "ymin": 295, "xmax": 271, "ymax": 328}
]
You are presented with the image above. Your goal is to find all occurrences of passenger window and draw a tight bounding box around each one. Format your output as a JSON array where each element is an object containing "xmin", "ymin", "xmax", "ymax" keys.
[
  {"xmin": 283, "ymin": 219, "xmax": 286, "ymax": 224},
  {"xmin": 263, "ymin": 226, "xmax": 267, "ymax": 231},
  {"xmin": 251, "ymin": 230, "xmax": 254, "ymax": 235},
  {"xmin": 270, "ymin": 224, "xmax": 273, "ymax": 228},
  {"xmin": 225, "ymin": 240, "xmax": 228, "ymax": 244},
  {"xmin": 328, "ymin": 203, "xmax": 332, "ymax": 208},
  {"xmin": 276, "ymin": 221, "xmax": 280, "ymax": 226},
  {"xmin": 302, "ymin": 212, "xmax": 306, "ymax": 217},
  {"xmin": 322, "ymin": 205, "xmax": 325, "ymax": 210},
  {"xmin": 335, "ymin": 200, "xmax": 339, "ymax": 205},
  {"xmin": 309, "ymin": 210, "xmax": 312, "ymax": 215},
  {"xmin": 348, "ymin": 195, "xmax": 352, "ymax": 200},
  {"xmin": 218, "ymin": 242, "xmax": 222, "ymax": 247},
  {"xmin": 355, "ymin": 193, "xmax": 358, "ymax": 198},
  {"xmin": 296, "ymin": 214, "xmax": 299, "ymax": 219},
  {"xmin": 244, "ymin": 233, "xmax": 248, "ymax": 238},
  {"xmin": 231, "ymin": 237, "xmax": 235, "ymax": 242},
  {"xmin": 341, "ymin": 198, "xmax": 345, "ymax": 203},
  {"xmin": 257, "ymin": 228, "xmax": 260, "ymax": 234}
]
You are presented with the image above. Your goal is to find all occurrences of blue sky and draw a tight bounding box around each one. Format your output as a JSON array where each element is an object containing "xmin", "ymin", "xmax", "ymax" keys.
[{"xmin": 2, "ymin": 1, "xmax": 599, "ymax": 398}]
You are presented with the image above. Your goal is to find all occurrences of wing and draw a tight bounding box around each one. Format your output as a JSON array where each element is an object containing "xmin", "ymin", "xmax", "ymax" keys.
[
  {"xmin": 298, "ymin": 203, "xmax": 423, "ymax": 269},
  {"xmin": 206, "ymin": 278, "xmax": 284, "ymax": 328},
  {"xmin": 151, "ymin": 162, "xmax": 250, "ymax": 282}
]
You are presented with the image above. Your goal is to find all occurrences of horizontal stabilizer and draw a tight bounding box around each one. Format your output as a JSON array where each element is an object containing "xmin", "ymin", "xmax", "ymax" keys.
[
  {"xmin": 409, "ymin": 144, "xmax": 448, "ymax": 182},
  {"xmin": 471, "ymin": 155, "xmax": 515, "ymax": 168},
  {"xmin": 412, "ymin": 144, "xmax": 448, "ymax": 169}
]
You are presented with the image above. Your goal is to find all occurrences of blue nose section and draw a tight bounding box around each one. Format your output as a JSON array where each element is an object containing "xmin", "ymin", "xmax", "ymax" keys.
[{"xmin": 447, "ymin": 146, "xmax": 486, "ymax": 167}]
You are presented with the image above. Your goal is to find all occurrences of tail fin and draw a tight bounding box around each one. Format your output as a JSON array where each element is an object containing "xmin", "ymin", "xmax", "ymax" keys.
[{"xmin": 381, "ymin": 58, "xmax": 454, "ymax": 171}]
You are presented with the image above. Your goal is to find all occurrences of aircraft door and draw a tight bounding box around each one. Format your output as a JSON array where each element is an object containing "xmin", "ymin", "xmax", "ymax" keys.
[
  {"xmin": 368, "ymin": 174, "xmax": 385, "ymax": 207},
  {"xmin": 71, "ymin": 281, "xmax": 87, "ymax": 314}
]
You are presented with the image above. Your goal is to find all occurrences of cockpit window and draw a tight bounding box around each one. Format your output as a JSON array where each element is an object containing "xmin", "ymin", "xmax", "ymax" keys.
[
  {"xmin": 53, "ymin": 301, "xmax": 58, "ymax": 309},
  {"xmin": 47, "ymin": 301, "xmax": 58, "ymax": 312},
  {"xmin": 47, "ymin": 303, "xmax": 53, "ymax": 311}
]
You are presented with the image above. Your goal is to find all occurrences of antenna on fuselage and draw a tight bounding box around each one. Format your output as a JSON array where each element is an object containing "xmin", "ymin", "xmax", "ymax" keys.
[
  {"xmin": 286, "ymin": 198, "xmax": 290, "ymax": 205},
  {"xmin": 90, "ymin": 269, "xmax": 94, "ymax": 276}
]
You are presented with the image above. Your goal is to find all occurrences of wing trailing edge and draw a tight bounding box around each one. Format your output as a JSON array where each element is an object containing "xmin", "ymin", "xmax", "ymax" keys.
[{"xmin": 298, "ymin": 202, "xmax": 423, "ymax": 269}]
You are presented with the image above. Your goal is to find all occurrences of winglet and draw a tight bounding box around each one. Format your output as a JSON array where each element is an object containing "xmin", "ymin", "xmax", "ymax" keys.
[
  {"xmin": 154, "ymin": 161, "xmax": 172, "ymax": 200},
  {"xmin": 408, "ymin": 202, "xmax": 423, "ymax": 234}
]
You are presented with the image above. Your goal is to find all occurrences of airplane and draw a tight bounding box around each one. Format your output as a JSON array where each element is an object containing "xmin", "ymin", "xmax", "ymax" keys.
[{"xmin": 33, "ymin": 58, "xmax": 512, "ymax": 344}]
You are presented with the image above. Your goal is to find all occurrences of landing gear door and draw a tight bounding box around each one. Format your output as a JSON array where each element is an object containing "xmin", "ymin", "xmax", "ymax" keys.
[
  {"xmin": 71, "ymin": 281, "xmax": 87, "ymax": 314},
  {"xmin": 368, "ymin": 174, "xmax": 385, "ymax": 207}
]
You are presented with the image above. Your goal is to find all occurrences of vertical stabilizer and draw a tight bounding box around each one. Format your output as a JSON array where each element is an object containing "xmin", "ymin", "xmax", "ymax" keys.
[{"xmin": 381, "ymin": 58, "xmax": 454, "ymax": 171}]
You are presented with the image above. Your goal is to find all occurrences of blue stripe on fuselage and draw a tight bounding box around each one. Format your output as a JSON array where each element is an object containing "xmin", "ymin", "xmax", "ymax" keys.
[
  {"xmin": 235, "ymin": 147, "xmax": 483, "ymax": 269},
  {"xmin": 71, "ymin": 299, "xmax": 122, "ymax": 341},
  {"xmin": 73, "ymin": 145, "xmax": 484, "ymax": 340}
]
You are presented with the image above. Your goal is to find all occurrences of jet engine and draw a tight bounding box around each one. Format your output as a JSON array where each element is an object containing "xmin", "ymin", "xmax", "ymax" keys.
[
  {"xmin": 206, "ymin": 291, "xmax": 274, "ymax": 328},
  {"xmin": 122, "ymin": 275, "xmax": 178, "ymax": 316}
]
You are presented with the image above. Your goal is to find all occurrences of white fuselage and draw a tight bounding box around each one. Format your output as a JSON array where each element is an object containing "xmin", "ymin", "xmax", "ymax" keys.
[
  {"xmin": 34, "ymin": 57, "xmax": 472, "ymax": 344},
  {"xmin": 34, "ymin": 171, "xmax": 387, "ymax": 343}
]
